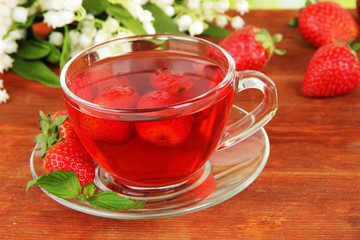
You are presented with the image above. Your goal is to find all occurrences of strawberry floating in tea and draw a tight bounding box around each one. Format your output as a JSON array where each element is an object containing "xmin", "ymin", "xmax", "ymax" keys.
[
  {"xmin": 77, "ymin": 85, "xmax": 139, "ymax": 144},
  {"xmin": 136, "ymin": 90, "xmax": 193, "ymax": 146},
  {"xmin": 150, "ymin": 68, "xmax": 193, "ymax": 95},
  {"xmin": 303, "ymin": 41, "xmax": 360, "ymax": 97}
]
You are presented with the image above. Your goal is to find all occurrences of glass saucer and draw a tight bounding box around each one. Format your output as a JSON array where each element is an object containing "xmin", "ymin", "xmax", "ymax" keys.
[{"xmin": 30, "ymin": 111, "xmax": 270, "ymax": 219}]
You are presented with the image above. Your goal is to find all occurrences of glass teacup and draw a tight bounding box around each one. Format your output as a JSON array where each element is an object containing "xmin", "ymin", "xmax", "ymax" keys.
[{"xmin": 60, "ymin": 34, "xmax": 278, "ymax": 198}]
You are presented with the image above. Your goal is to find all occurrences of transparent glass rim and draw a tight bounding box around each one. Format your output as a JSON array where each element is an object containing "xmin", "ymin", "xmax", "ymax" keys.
[{"xmin": 59, "ymin": 34, "xmax": 236, "ymax": 114}]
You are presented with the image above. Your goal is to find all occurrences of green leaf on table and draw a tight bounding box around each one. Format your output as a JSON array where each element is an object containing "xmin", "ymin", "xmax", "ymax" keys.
[
  {"xmin": 143, "ymin": 3, "xmax": 184, "ymax": 34},
  {"xmin": 11, "ymin": 57, "xmax": 60, "ymax": 87},
  {"xmin": 16, "ymin": 39, "xmax": 51, "ymax": 60},
  {"xmin": 89, "ymin": 191, "xmax": 145, "ymax": 210},
  {"xmin": 60, "ymin": 25, "xmax": 71, "ymax": 69},
  {"xmin": 26, "ymin": 171, "xmax": 82, "ymax": 199},
  {"xmin": 202, "ymin": 23, "xmax": 231, "ymax": 38},
  {"xmin": 106, "ymin": 4, "xmax": 147, "ymax": 35},
  {"xmin": 82, "ymin": 0, "xmax": 109, "ymax": 15}
]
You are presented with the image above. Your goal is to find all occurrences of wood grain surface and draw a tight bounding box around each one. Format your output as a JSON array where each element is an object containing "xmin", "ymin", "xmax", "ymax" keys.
[{"xmin": 1, "ymin": 10, "xmax": 360, "ymax": 239}]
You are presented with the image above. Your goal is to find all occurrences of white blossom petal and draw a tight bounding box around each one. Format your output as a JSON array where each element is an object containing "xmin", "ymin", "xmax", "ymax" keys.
[
  {"xmin": 12, "ymin": 7, "xmax": 29, "ymax": 23},
  {"xmin": 0, "ymin": 89, "xmax": 10, "ymax": 103},
  {"xmin": 231, "ymin": 16, "xmax": 245, "ymax": 29},
  {"xmin": 43, "ymin": 10, "xmax": 74, "ymax": 29},
  {"xmin": 49, "ymin": 31, "xmax": 64, "ymax": 47},
  {"xmin": 189, "ymin": 21, "xmax": 204, "ymax": 36}
]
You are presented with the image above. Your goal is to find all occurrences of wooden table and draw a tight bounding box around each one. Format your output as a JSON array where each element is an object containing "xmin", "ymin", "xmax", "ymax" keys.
[{"xmin": 1, "ymin": 10, "xmax": 360, "ymax": 239}]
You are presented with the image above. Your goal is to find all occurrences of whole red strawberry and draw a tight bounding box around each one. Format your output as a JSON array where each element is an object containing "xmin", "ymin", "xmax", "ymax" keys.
[
  {"xmin": 52, "ymin": 110, "xmax": 78, "ymax": 140},
  {"xmin": 150, "ymin": 68, "xmax": 193, "ymax": 95},
  {"xmin": 35, "ymin": 111, "xmax": 95, "ymax": 187},
  {"xmin": 303, "ymin": 42, "xmax": 360, "ymax": 97},
  {"xmin": 297, "ymin": 1, "xmax": 358, "ymax": 48},
  {"xmin": 136, "ymin": 91, "xmax": 193, "ymax": 146},
  {"xmin": 78, "ymin": 86, "xmax": 139, "ymax": 144},
  {"xmin": 219, "ymin": 25, "xmax": 285, "ymax": 71},
  {"xmin": 43, "ymin": 138, "xmax": 95, "ymax": 187}
]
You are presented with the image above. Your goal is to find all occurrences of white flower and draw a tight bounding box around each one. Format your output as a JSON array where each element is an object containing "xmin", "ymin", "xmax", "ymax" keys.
[
  {"xmin": 162, "ymin": 5, "xmax": 175, "ymax": 17},
  {"xmin": 0, "ymin": 53, "xmax": 14, "ymax": 74},
  {"xmin": 202, "ymin": 1, "xmax": 213, "ymax": 10},
  {"xmin": 63, "ymin": 0, "xmax": 82, "ymax": 12},
  {"xmin": 69, "ymin": 30, "xmax": 81, "ymax": 46},
  {"xmin": 12, "ymin": 6, "xmax": 29, "ymax": 23},
  {"xmin": 176, "ymin": 14, "xmax": 192, "ymax": 32},
  {"xmin": 3, "ymin": 38, "xmax": 18, "ymax": 54},
  {"xmin": 94, "ymin": 29, "xmax": 110, "ymax": 44},
  {"xmin": 216, "ymin": 15, "xmax": 228, "ymax": 28},
  {"xmin": 43, "ymin": 10, "xmax": 74, "ymax": 28},
  {"xmin": 184, "ymin": 0, "xmax": 200, "ymax": 10},
  {"xmin": 231, "ymin": 16, "xmax": 245, "ymax": 29},
  {"xmin": 213, "ymin": 0, "xmax": 230, "ymax": 13},
  {"xmin": 0, "ymin": 88, "xmax": 9, "ymax": 104},
  {"xmin": 42, "ymin": 0, "xmax": 82, "ymax": 12},
  {"xmin": 143, "ymin": 22, "xmax": 156, "ymax": 34},
  {"xmin": 0, "ymin": 4, "xmax": 11, "ymax": 19},
  {"xmin": 139, "ymin": 10, "xmax": 154, "ymax": 23},
  {"xmin": 79, "ymin": 34, "xmax": 94, "ymax": 49},
  {"xmin": 49, "ymin": 31, "xmax": 64, "ymax": 46},
  {"xmin": 236, "ymin": 0, "xmax": 249, "ymax": 15},
  {"xmin": 188, "ymin": 20, "xmax": 204, "ymax": 36},
  {"xmin": 105, "ymin": 16, "xmax": 120, "ymax": 34}
]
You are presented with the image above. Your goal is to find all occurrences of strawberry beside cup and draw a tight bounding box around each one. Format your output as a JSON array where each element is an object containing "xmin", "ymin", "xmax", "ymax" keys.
[{"xmin": 303, "ymin": 42, "xmax": 360, "ymax": 97}]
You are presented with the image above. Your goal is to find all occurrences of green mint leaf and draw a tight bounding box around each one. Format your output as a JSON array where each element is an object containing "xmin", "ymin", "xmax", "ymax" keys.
[
  {"xmin": 27, "ymin": 171, "xmax": 82, "ymax": 199},
  {"xmin": 11, "ymin": 57, "xmax": 60, "ymax": 87},
  {"xmin": 89, "ymin": 191, "xmax": 142, "ymax": 210},
  {"xmin": 123, "ymin": 200, "xmax": 146, "ymax": 210},
  {"xmin": 202, "ymin": 23, "xmax": 231, "ymax": 38},
  {"xmin": 143, "ymin": 3, "xmax": 184, "ymax": 35},
  {"xmin": 16, "ymin": 39, "xmax": 52, "ymax": 60},
  {"xmin": 106, "ymin": 4, "xmax": 147, "ymax": 35},
  {"xmin": 83, "ymin": 182, "xmax": 96, "ymax": 198},
  {"xmin": 26, "ymin": 178, "xmax": 38, "ymax": 191},
  {"xmin": 60, "ymin": 25, "xmax": 71, "ymax": 70}
]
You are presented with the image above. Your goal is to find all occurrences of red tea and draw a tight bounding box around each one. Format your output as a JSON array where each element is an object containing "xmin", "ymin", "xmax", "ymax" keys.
[{"xmin": 64, "ymin": 50, "xmax": 234, "ymax": 188}]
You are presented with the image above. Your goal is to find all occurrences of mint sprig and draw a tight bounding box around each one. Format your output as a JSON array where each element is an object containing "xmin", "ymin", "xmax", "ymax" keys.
[{"xmin": 27, "ymin": 171, "xmax": 145, "ymax": 211}]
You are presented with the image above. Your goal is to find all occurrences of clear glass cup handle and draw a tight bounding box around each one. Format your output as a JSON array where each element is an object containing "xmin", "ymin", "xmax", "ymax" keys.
[{"xmin": 218, "ymin": 70, "xmax": 278, "ymax": 150}]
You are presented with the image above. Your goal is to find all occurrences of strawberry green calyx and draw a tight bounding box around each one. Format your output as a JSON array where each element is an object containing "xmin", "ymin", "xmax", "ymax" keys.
[
  {"xmin": 34, "ymin": 110, "xmax": 67, "ymax": 157},
  {"xmin": 254, "ymin": 29, "xmax": 286, "ymax": 58},
  {"xmin": 346, "ymin": 39, "xmax": 360, "ymax": 59}
]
